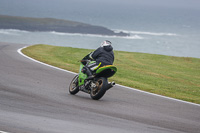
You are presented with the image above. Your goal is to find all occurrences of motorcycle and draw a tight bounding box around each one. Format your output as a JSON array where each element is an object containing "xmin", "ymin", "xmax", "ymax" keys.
[{"xmin": 69, "ymin": 60, "xmax": 117, "ymax": 100}]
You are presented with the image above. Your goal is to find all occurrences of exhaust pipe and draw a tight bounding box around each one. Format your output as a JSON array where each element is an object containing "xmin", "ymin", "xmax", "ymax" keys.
[{"xmin": 107, "ymin": 81, "xmax": 115, "ymax": 90}]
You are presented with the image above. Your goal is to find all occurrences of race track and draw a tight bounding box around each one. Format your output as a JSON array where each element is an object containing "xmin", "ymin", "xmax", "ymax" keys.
[{"xmin": 0, "ymin": 42, "xmax": 200, "ymax": 133}]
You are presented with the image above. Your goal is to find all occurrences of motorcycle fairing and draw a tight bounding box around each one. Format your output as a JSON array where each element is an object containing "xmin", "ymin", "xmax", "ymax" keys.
[{"xmin": 96, "ymin": 65, "xmax": 117, "ymax": 78}]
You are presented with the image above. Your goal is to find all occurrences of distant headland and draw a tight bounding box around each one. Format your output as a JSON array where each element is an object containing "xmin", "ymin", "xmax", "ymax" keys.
[{"xmin": 0, "ymin": 14, "xmax": 129, "ymax": 37}]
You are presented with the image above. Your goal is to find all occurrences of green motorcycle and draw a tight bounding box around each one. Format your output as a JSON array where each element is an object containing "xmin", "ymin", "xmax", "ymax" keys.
[{"xmin": 69, "ymin": 60, "xmax": 117, "ymax": 100}]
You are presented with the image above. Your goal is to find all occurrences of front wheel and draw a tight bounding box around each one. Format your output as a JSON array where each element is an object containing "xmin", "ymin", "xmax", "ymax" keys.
[
  {"xmin": 90, "ymin": 77, "xmax": 108, "ymax": 100},
  {"xmin": 69, "ymin": 75, "xmax": 79, "ymax": 95}
]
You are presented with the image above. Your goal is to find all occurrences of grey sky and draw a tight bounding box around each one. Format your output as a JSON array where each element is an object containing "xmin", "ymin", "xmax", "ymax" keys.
[
  {"xmin": 0, "ymin": 0, "xmax": 200, "ymax": 20},
  {"xmin": 1, "ymin": 0, "xmax": 200, "ymax": 9},
  {"xmin": 58, "ymin": 0, "xmax": 200, "ymax": 9}
]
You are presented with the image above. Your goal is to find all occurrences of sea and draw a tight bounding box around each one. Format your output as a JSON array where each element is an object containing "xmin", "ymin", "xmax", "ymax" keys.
[{"xmin": 0, "ymin": 0, "xmax": 200, "ymax": 58}]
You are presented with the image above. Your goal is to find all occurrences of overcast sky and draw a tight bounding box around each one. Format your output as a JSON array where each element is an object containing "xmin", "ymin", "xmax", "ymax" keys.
[
  {"xmin": 1, "ymin": 0, "xmax": 200, "ymax": 9},
  {"xmin": 57, "ymin": 0, "xmax": 200, "ymax": 9},
  {"xmin": 0, "ymin": 0, "xmax": 200, "ymax": 20}
]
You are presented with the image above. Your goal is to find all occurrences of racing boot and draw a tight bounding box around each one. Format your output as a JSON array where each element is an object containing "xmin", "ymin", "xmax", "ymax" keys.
[{"xmin": 85, "ymin": 67, "xmax": 94, "ymax": 80}]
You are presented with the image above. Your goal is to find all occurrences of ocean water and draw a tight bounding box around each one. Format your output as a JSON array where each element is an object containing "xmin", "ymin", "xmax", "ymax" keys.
[{"xmin": 0, "ymin": 0, "xmax": 200, "ymax": 58}]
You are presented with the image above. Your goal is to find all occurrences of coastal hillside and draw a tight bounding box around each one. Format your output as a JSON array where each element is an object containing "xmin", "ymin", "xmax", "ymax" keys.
[{"xmin": 0, "ymin": 15, "xmax": 129, "ymax": 36}]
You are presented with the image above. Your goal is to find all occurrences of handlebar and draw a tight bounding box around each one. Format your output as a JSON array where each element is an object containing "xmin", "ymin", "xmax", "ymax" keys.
[{"xmin": 79, "ymin": 60, "xmax": 91, "ymax": 65}]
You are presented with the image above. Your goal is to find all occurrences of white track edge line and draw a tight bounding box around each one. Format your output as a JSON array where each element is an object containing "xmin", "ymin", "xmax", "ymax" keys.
[
  {"xmin": 17, "ymin": 46, "xmax": 200, "ymax": 107},
  {"xmin": 17, "ymin": 46, "xmax": 77, "ymax": 75}
]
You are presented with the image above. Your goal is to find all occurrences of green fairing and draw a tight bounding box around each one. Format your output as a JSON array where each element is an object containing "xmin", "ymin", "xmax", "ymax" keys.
[
  {"xmin": 78, "ymin": 61, "xmax": 96, "ymax": 86},
  {"xmin": 78, "ymin": 61, "xmax": 95, "ymax": 86},
  {"xmin": 78, "ymin": 61, "xmax": 117, "ymax": 86},
  {"xmin": 89, "ymin": 61, "xmax": 96, "ymax": 64},
  {"xmin": 96, "ymin": 65, "xmax": 117, "ymax": 74},
  {"xmin": 78, "ymin": 63, "xmax": 87, "ymax": 86}
]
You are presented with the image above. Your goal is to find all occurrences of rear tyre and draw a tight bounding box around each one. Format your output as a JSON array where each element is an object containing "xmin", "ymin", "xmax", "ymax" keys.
[
  {"xmin": 69, "ymin": 75, "xmax": 79, "ymax": 95},
  {"xmin": 90, "ymin": 77, "xmax": 108, "ymax": 100}
]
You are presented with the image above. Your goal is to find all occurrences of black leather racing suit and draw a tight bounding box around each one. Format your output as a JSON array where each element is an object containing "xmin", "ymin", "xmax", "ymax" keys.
[{"xmin": 82, "ymin": 45, "xmax": 114, "ymax": 77}]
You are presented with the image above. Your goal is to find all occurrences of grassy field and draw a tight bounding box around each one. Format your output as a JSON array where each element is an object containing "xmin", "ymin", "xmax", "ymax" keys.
[{"xmin": 22, "ymin": 44, "xmax": 200, "ymax": 104}]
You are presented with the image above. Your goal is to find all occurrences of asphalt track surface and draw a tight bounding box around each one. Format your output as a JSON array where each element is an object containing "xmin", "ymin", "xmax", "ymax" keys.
[{"xmin": 0, "ymin": 42, "xmax": 200, "ymax": 133}]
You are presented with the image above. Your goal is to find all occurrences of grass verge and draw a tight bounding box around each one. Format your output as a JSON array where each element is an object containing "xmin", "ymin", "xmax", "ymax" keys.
[{"xmin": 22, "ymin": 44, "xmax": 200, "ymax": 104}]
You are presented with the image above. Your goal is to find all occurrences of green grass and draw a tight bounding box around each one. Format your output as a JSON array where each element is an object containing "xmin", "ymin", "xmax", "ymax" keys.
[{"xmin": 22, "ymin": 44, "xmax": 200, "ymax": 104}]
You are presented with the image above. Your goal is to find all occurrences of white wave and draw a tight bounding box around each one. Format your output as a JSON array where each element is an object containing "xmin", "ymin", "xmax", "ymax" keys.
[
  {"xmin": 0, "ymin": 29, "xmax": 144, "ymax": 39},
  {"xmin": 49, "ymin": 31, "xmax": 67, "ymax": 35},
  {"xmin": 50, "ymin": 31, "xmax": 143, "ymax": 39},
  {"xmin": 0, "ymin": 30, "xmax": 10, "ymax": 35},
  {"xmin": 0, "ymin": 29, "xmax": 29, "ymax": 35},
  {"xmin": 121, "ymin": 35, "xmax": 143, "ymax": 39},
  {"xmin": 0, "ymin": 29, "xmax": 17, "ymax": 35},
  {"xmin": 114, "ymin": 29, "xmax": 178, "ymax": 36}
]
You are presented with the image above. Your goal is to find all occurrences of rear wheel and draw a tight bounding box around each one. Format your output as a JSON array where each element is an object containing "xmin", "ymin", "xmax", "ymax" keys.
[
  {"xmin": 90, "ymin": 77, "xmax": 108, "ymax": 100},
  {"xmin": 69, "ymin": 75, "xmax": 79, "ymax": 95}
]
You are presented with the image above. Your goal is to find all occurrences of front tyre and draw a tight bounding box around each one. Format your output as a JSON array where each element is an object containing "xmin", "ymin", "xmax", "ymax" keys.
[
  {"xmin": 90, "ymin": 77, "xmax": 108, "ymax": 100},
  {"xmin": 69, "ymin": 75, "xmax": 79, "ymax": 95}
]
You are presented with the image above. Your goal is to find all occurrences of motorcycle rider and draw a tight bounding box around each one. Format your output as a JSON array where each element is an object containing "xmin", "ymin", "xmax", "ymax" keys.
[{"xmin": 81, "ymin": 40, "xmax": 114, "ymax": 80}]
